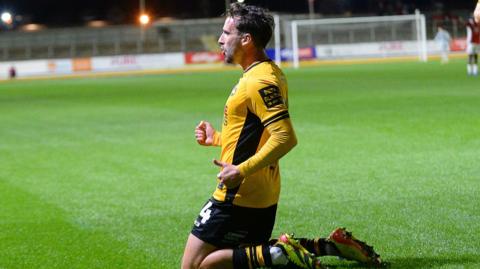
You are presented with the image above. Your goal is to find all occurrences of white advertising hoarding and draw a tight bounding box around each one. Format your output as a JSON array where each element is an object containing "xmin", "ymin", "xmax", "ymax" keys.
[
  {"xmin": 0, "ymin": 60, "xmax": 51, "ymax": 79},
  {"xmin": 92, "ymin": 53, "xmax": 185, "ymax": 72},
  {"xmin": 1, "ymin": 53, "xmax": 186, "ymax": 79},
  {"xmin": 315, "ymin": 41, "xmax": 438, "ymax": 59}
]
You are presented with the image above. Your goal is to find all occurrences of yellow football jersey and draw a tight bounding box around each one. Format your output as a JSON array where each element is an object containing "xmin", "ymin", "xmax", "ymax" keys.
[{"xmin": 212, "ymin": 60, "xmax": 295, "ymax": 208}]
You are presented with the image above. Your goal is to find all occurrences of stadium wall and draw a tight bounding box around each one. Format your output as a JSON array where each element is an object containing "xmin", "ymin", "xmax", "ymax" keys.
[{"xmin": 0, "ymin": 39, "xmax": 466, "ymax": 79}]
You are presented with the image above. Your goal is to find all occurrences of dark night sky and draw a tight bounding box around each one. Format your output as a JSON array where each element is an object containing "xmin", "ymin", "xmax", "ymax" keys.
[{"xmin": 0, "ymin": 0, "xmax": 476, "ymax": 27}]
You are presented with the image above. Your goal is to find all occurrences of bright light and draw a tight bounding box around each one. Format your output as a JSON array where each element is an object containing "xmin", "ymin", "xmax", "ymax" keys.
[
  {"xmin": 1, "ymin": 12, "xmax": 13, "ymax": 24},
  {"xmin": 87, "ymin": 20, "xmax": 108, "ymax": 28},
  {"xmin": 139, "ymin": 14, "xmax": 150, "ymax": 25},
  {"xmin": 237, "ymin": 0, "xmax": 245, "ymax": 2},
  {"xmin": 21, "ymin": 23, "xmax": 46, "ymax": 32}
]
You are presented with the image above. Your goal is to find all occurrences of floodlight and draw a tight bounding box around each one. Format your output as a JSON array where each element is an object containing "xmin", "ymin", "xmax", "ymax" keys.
[
  {"xmin": 1, "ymin": 12, "xmax": 13, "ymax": 25},
  {"xmin": 139, "ymin": 14, "xmax": 150, "ymax": 25}
]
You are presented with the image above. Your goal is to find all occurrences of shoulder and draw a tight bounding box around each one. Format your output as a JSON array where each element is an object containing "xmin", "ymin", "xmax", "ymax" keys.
[
  {"xmin": 242, "ymin": 75, "xmax": 286, "ymax": 110},
  {"xmin": 243, "ymin": 75, "xmax": 278, "ymax": 98},
  {"xmin": 467, "ymin": 18, "xmax": 477, "ymax": 28},
  {"xmin": 244, "ymin": 62, "xmax": 280, "ymax": 89}
]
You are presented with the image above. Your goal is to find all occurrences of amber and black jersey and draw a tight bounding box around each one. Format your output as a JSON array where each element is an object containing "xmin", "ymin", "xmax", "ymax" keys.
[{"xmin": 211, "ymin": 60, "xmax": 297, "ymax": 208}]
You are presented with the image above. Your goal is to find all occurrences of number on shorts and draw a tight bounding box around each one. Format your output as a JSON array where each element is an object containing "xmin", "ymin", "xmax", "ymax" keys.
[{"xmin": 199, "ymin": 201, "xmax": 213, "ymax": 224}]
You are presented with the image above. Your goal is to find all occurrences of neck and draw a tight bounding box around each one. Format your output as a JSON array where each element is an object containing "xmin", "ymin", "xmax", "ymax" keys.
[{"xmin": 239, "ymin": 49, "xmax": 269, "ymax": 71}]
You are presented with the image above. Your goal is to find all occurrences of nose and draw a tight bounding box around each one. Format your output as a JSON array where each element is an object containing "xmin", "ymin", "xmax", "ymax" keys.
[{"xmin": 218, "ymin": 33, "xmax": 224, "ymax": 45}]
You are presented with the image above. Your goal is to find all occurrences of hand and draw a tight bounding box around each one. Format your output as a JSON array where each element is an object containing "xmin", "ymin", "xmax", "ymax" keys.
[
  {"xmin": 213, "ymin": 159, "xmax": 243, "ymax": 189},
  {"xmin": 195, "ymin": 121, "xmax": 216, "ymax": 146}
]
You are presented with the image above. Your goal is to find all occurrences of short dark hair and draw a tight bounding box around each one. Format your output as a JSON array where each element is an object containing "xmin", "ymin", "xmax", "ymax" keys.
[{"xmin": 226, "ymin": 3, "xmax": 274, "ymax": 49}]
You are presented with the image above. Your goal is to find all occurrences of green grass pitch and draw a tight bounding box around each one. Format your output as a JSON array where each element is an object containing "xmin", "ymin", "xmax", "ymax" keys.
[{"xmin": 0, "ymin": 59, "xmax": 479, "ymax": 268}]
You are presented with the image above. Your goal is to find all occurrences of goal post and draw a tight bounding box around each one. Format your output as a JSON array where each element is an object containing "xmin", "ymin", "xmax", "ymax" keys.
[
  {"xmin": 274, "ymin": 14, "xmax": 281, "ymax": 66},
  {"xmin": 291, "ymin": 11, "xmax": 428, "ymax": 68}
]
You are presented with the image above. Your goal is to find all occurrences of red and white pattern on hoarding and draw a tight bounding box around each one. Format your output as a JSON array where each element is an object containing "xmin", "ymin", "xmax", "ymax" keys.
[
  {"xmin": 379, "ymin": 42, "xmax": 404, "ymax": 51},
  {"xmin": 297, "ymin": 47, "xmax": 316, "ymax": 59},
  {"xmin": 185, "ymin": 52, "xmax": 224, "ymax": 64},
  {"xmin": 110, "ymin": 55, "xmax": 138, "ymax": 66},
  {"xmin": 450, "ymin": 39, "xmax": 466, "ymax": 51},
  {"xmin": 277, "ymin": 47, "xmax": 316, "ymax": 61}
]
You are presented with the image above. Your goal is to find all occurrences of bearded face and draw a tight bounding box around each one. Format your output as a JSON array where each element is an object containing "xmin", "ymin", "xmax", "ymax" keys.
[{"xmin": 218, "ymin": 17, "xmax": 243, "ymax": 64}]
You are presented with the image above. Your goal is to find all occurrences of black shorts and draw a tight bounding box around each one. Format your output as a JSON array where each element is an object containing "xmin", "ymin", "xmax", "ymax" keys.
[{"xmin": 190, "ymin": 198, "xmax": 277, "ymax": 248}]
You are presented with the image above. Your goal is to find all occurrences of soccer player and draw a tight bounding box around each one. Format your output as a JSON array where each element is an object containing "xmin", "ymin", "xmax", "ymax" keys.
[
  {"xmin": 181, "ymin": 3, "xmax": 381, "ymax": 269},
  {"xmin": 434, "ymin": 25, "xmax": 452, "ymax": 64},
  {"xmin": 466, "ymin": 16, "xmax": 480, "ymax": 76}
]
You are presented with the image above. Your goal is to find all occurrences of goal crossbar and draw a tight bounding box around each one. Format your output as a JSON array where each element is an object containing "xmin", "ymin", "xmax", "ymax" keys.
[
  {"xmin": 293, "ymin": 14, "xmax": 420, "ymax": 27},
  {"xmin": 291, "ymin": 12, "xmax": 427, "ymax": 68}
]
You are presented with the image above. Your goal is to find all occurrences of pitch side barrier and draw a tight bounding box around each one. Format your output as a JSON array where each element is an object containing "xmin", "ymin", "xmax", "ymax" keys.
[{"xmin": 1, "ymin": 40, "xmax": 467, "ymax": 80}]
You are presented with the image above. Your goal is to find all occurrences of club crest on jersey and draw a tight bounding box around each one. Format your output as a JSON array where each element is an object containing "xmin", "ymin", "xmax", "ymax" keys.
[{"xmin": 258, "ymin": 85, "xmax": 283, "ymax": 108}]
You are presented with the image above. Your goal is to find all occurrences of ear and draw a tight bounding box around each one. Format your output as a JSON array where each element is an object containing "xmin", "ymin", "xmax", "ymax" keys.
[{"xmin": 240, "ymin": 33, "xmax": 253, "ymax": 46}]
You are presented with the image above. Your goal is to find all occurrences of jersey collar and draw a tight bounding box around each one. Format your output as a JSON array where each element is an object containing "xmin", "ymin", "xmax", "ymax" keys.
[{"xmin": 243, "ymin": 59, "xmax": 272, "ymax": 74}]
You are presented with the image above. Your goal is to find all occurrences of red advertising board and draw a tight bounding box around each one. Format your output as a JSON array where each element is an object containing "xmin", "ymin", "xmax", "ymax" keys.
[
  {"xmin": 450, "ymin": 39, "xmax": 466, "ymax": 51},
  {"xmin": 185, "ymin": 52, "xmax": 224, "ymax": 64}
]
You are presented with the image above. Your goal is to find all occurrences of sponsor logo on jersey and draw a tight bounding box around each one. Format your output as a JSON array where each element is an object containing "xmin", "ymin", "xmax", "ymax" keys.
[{"xmin": 259, "ymin": 85, "xmax": 283, "ymax": 108}]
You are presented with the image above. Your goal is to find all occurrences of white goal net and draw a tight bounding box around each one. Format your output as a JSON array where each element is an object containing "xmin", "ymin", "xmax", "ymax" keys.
[{"xmin": 290, "ymin": 11, "xmax": 427, "ymax": 68}]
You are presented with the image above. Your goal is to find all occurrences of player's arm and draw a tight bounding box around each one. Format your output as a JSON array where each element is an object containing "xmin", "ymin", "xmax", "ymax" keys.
[
  {"xmin": 214, "ymin": 117, "xmax": 297, "ymax": 187},
  {"xmin": 195, "ymin": 121, "xmax": 221, "ymax": 146},
  {"xmin": 237, "ymin": 117, "xmax": 297, "ymax": 177},
  {"xmin": 475, "ymin": 1, "xmax": 480, "ymax": 23},
  {"xmin": 215, "ymin": 80, "xmax": 297, "ymax": 187},
  {"xmin": 238, "ymin": 80, "xmax": 297, "ymax": 177}
]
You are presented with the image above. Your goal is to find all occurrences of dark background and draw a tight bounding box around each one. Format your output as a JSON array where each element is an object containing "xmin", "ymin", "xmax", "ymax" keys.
[{"xmin": 0, "ymin": 0, "xmax": 476, "ymax": 27}]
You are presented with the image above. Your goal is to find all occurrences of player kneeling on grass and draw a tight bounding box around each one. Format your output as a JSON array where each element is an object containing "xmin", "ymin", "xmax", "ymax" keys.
[{"xmin": 181, "ymin": 3, "xmax": 381, "ymax": 269}]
